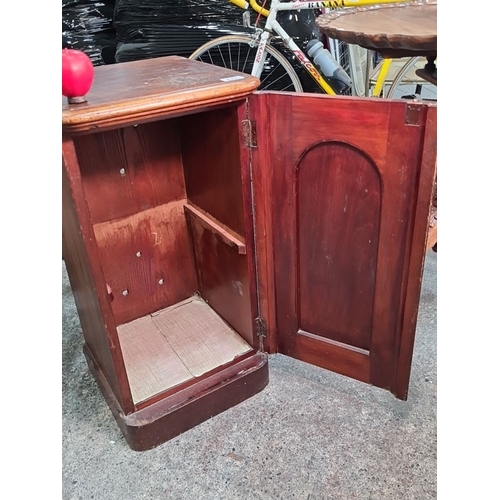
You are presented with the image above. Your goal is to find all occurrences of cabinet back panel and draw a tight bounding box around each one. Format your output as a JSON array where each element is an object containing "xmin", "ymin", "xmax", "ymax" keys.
[
  {"xmin": 179, "ymin": 108, "xmax": 245, "ymax": 236},
  {"xmin": 93, "ymin": 201, "xmax": 198, "ymax": 325},
  {"xmin": 73, "ymin": 121, "xmax": 185, "ymax": 224},
  {"xmin": 187, "ymin": 216, "xmax": 254, "ymax": 346}
]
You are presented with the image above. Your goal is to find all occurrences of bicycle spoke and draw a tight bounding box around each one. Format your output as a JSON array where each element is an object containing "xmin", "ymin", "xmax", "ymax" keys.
[
  {"xmin": 236, "ymin": 44, "xmax": 242, "ymax": 72},
  {"xmin": 261, "ymin": 73, "xmax": 295, "ymax": 91},
  {"xmin": 228, "ymin": 43, "xmax": 233, "ymax": 70},
  {"xmin": 242, "ymin": 46, "xmax": 252, "ymax": 73},
  {"xmin": 205, "ymin": 50, "xmax": 215, "ymax": 66},
  {"xmin": 260, "ymin": 57, "xmax": 295, "ymax": 90},
  {"xmin": 262, "ymin": 69, "xmax": 294, "ymax": 90},
  {"xmin": 217, "ymin": 45, "xmax": 227, "ymax": 69}
]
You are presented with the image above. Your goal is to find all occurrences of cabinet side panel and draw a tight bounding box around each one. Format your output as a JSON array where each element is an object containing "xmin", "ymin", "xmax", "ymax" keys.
[
  {"xmin": 180, "ymin": 107, "xmax": 246, "ymax": 235},
  {"xmin": 187, "ymin": 216, "xmax": 254, "ymax": 346},
  {"xmin": 62, "ymin": 140, "xmax": 134, "ymax": 413},
  {"xmin": 74, "ymin": 121, "xmax": 185, "ymax": 224},
  {"xmin": 394, "ymin": 105, "xmax": 437, "ymax": 399}
]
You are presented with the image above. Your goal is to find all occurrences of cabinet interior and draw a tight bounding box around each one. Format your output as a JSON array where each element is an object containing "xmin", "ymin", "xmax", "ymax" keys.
[{"xmin": 73, "ymin": 105, "xmax": 256, "ymax": 405}]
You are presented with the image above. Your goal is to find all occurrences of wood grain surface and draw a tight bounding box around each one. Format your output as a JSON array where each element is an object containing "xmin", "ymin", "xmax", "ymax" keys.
[
  {"xmin": 117, "ymin": 296, "xmax": 251, "ymax": 404},
  {"xmin": 316, "ymin": 1, "xmax": 437, "ymax": 58},
  {"xmin": 73, "ymin": 120, "xmax": 185, "ymax": 224},
  {"xmin": 63, "ymin": 137, "xmax": 135, "ymax": 413},
  {"xmin": 187, "ymin": 210, "xmax": 254, "ymax": 346},
  {"xmin": 250, "ymin": 92, "xmax": 436, "ymax": 398},
  {"xmin": 93, "ymin": 201, "xmax": 198, "ymax": 326},
  {"xmin": 62, "ymin": 56, "xmax": 260, "ymax": 133},
  {"xmin": 179, "ymin": 107, "xmax": 246, "ymax": 236}
]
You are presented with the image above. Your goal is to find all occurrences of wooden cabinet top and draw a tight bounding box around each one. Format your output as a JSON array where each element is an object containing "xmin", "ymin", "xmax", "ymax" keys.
[{"xmin": 62, "ymin": 56, "xmax": 260, "ymax": 133}]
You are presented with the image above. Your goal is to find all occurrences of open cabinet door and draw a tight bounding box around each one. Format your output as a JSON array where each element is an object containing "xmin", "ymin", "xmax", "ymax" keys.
[{"xmin": 248, "ymin": 92, "xmax": 436, "ymax": 400}]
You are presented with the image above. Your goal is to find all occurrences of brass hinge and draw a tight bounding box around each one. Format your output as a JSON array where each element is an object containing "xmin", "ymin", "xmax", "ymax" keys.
[
  {"xmin": 405, "ymin": 103, "xmax": 422, "ymax": 126},
  {"xmin": 242, "ymin": 119, "xmax": 257, "ymax": 148},
  {"xmin": 255, "ymin": 317, "xmax": 267, "ymax": 352},
  {"xmin": 255, "ymin": 317, "xmax": 267, "ymax": 338}
]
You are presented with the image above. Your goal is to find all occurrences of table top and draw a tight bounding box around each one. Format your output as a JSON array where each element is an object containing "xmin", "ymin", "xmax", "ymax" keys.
[
  {"xmin": 62, "ymin": 56, "xmax": 260, "ymax": 134},
  {"xmin": 316, "ymin": 0, "xmax": 437, "ymax": 59}
]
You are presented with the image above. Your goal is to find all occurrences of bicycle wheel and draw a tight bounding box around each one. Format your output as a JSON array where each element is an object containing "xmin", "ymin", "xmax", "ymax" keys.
[
  {"xmin": 189, "ymin": 35, "xmax": 303, "ymax": 92},
  {"xmin": 385, "ymin": 57, "xmax": 437, "ymax": 101}
]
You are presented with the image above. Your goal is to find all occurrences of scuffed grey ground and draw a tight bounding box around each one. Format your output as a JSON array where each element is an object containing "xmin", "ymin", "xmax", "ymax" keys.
[{"xmin": 62, "ymin": 251, "xmax": 436, "ymax": 500}]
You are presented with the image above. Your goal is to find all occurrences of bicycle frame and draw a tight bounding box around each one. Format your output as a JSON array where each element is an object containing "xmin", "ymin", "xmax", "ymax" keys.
[{"xmin": 232, "ymin": 0, "xmax": 409, "ymax": 95}]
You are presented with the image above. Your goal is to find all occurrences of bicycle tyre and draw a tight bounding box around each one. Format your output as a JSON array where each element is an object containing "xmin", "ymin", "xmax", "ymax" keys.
[
  {"xmin": 189, "ymin": 35, "xmax": 303, "ymax": 93},
  {"xmin": 386, "ymin": 56, "xmax": 437, "ymax": 101}
]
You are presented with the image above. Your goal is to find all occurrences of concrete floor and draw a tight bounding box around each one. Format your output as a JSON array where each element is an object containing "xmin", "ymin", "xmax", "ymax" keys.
[{"xmin": 62, "ymin": 251, "xmax": 436, "ymax": 500}]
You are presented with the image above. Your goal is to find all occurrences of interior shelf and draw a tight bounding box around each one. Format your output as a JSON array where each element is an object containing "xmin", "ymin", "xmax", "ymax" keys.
[
  {"xmin": 117, "ymin": 296, "xmax": 252, "ymax": 404},
  {"xmin": 184, "ymin": 202, "xmax": 246, "ymax": 254}
]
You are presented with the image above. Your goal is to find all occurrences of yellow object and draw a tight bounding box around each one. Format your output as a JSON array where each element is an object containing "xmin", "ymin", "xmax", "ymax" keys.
[
  {"xmin": 228, "ymin": 0, "xmax": 250, "ymax": 10},
  {"xmin": 373, "ymin": 59, "xmax": 392, "ymax": 97},
  {"xmin": 249, "ymin": 0, "xmax": 270, "ymax": 17}
]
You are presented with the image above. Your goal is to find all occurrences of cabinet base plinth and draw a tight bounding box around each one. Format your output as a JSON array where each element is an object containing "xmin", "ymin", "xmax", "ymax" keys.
[{"xmin": 84, "ymin": 345, "xmax": 269, "ymax": 451}]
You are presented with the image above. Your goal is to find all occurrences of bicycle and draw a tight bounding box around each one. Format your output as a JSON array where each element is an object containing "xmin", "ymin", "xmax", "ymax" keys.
[{"xmin": 189, "ymin": 0, "xmax": 433, "ymax": 98}]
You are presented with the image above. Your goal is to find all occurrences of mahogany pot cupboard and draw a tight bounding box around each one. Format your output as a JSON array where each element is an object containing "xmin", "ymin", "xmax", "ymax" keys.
[{"xmin": 62, "ymin": 56, "xmax": 437, "ymax": 451}]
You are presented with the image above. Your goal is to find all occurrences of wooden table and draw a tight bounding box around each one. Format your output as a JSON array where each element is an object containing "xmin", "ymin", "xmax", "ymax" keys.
[
  {"xmin": 317, "ymin": 0, "xmax": 437, "ymax": 89},
  {"xmin": 317, "ymin": 0, "xmax": 437, "ymax": 251},
  {"xmin": 316, "ymin": 0, "xmax": 437, "ymax": 59}
]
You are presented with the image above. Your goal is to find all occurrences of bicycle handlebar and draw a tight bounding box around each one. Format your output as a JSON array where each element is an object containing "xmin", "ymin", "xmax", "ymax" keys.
[
  {"xmin": 228, "ymin": 0, "xmax": 270, "ymax": 17},
  {"xmin": 249, "ymin": 0, "xmax": 270, "ymax": 16},
  {"xmin": 228, "ymin": 0, "xmax": 249, "ymax": 9}
]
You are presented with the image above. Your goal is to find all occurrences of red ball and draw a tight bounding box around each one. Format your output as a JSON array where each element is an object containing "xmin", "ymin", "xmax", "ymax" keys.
[{"xmin": 62, "ymin": 49, "xmax": 94, "ymax": 99}]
